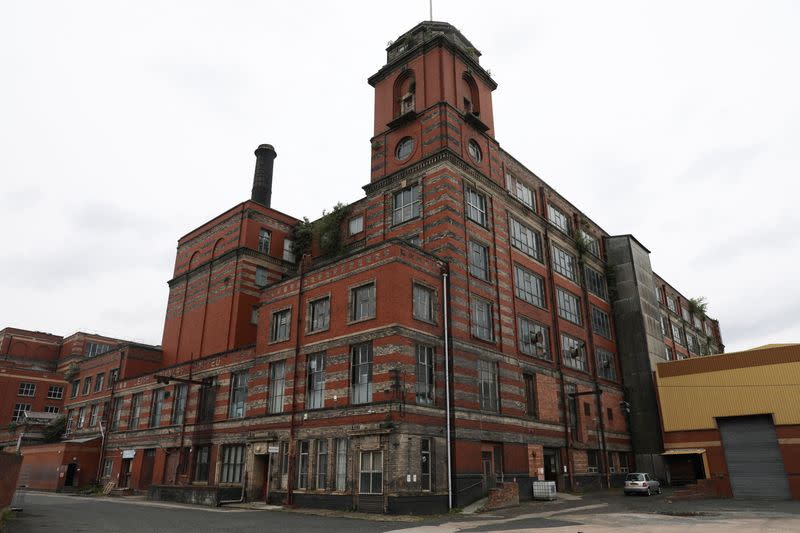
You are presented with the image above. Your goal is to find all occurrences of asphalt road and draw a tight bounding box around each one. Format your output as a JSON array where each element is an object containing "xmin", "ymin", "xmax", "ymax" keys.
[{"xmin": 7, "ymin": 490, "xmax": 800, "ymax": 533}]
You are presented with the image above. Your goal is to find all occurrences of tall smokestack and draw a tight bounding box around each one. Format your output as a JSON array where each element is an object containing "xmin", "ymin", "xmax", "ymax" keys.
[{"xmin": 251, "ymin": 144, "xmax": 277, "ymax": 207}]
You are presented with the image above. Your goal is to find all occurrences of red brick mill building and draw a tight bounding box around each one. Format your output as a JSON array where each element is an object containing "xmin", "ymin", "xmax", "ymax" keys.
[{"xmin": 2, "ymin": 21, "xmax": 725, "ymax": 513}]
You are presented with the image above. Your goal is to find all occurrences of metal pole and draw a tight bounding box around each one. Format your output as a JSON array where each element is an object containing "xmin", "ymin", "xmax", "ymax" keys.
[
  {"xmin": 442, "ymin": 267, "xmax": 452, "ymax": 509},
  {"xmin": 265, "ymin": 452, "xmax": 273, "ymax": 503}
]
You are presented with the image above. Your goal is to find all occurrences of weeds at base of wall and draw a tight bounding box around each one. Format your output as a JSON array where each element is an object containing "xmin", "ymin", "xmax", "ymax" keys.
[{"xmin": 1, "ymin": 508, "xmax": 16, "ymax": 532}]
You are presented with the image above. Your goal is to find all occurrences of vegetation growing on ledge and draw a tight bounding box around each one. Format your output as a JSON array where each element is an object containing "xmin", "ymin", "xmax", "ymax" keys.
[
  {"xmin": 688, "ymin": 297, "xmax": 708, "ymax": 318},
  {"xmin": 291, "ymin": 203, "xmax": 350, "ymax": 261},
  {"xmin": 63, "ymin": 362, "xmax": 79, "ymax": 382},
  {"xmin": 43, "ymin": 415, "xmax": 67, "ymax": 443}
]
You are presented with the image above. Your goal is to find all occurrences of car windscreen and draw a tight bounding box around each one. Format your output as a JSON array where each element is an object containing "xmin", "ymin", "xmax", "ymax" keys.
[{"xmin": 626, "ymin": 473, "xmax": 645, "ymax": 481}]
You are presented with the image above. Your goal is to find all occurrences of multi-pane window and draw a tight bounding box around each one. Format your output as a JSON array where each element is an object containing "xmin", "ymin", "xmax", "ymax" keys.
[
  {"xmin": 585, "ymin": 266, "xmax": 607, "ymax": 300},
  {"xmin": 415, "ymin": 345, "xmax": 434, "ymax": 405},
  {"xmin": 665, "ymin": 346, "xmax": 673, "ymax": 360},
  {"xmin": 687, "ymin": 333, "xmax": 697, "ymax": 353},
  {"xmin": 591, "ymin": 307, "xmax": 612, "ymax": 338},
  {"xmin": 316, "ymin": 440, "xmax": 328, "ymax": 489},
  {"xmin": 412, "ymin": 284, "xmax": 435, "ymax": 322},
  {"xmin": 655, "ymin": 285, "xmax": 663, "ymax": 303},
  {"xmin": 561, "ymin": 334, "xmax": 587, "ymax": 372},
  {"xmin": 95, "ymin": 373, "xmax": 105, "ymax": 392},
  {"xmin": 518, "ymin": 317, "xmax": 550, "ymax": 360},
  {"xmin": 509, "ymin": 217, "xmax": 541, "ymax": 260},
  {"xmin": 78, "ymin": 406, "xmax": 86, "ymax": 428},
  {"xmin": 505, "ymin": 174, "xmax": 535, "ymax": 210},
  {"xmin": 349, "ymin": 216, "xmax": 364, "ymax": 235},
  {"xmin": 108, "ymin": 369, "xmax": 118, "ymax": 388},
  {"xmin": 671, "ymin": 322, "xmax": 685, "ymax": 346},
  {"xmin": 110, "ymin": 399, "xmax": 122, "ymax": 431},
  {"xmin": 514, "ymin": 265, "xmax": 545, "ymax": 307},
  {"xmin": 693, "ymin": 315, "xmax": 702, "ymax": 329},
  {"xmin": 220, "ymin": 444, "xmax": 245, "ymax": 483},
  {"xmin": 524, "ymin": 374, "xmax": 537, "ymax": 418},
  {"xmin": 682, "ymin": 307, "xmax": 691, "ymax": 322},
  {"xmin": 470, "ymin": 298, "xmax": 493, "ymax": 341},
  {"xmin": 270, "ymin": 309, "xmax": 291, "ymax": 342},
  {"xmin": 309, "ymin": 297, "xmax": 330, "ymax": 332},
  {"xmin": 18, "ymin": 383, "xmax": 36, "ymax": 397},
  {"xmin": 149, "ymin": 389, "xmax": 165, "ymax": 427},
  {"xmin": 547, "ymin": 204, "xmax": 572, "ymax": 235},
  {"xmin": 335, "ymin": 438, "xmax": 348, "ymax": 491},
  {"xmin": 283, "ymin": 239, "xmax": 296, "ymax": 263},
  {"xmin": 465, "ymin": 187, "xmax": 487, "ymax": 226},
  {"xmin": 129, "ymin": 393, "xmax": 142, "ymax": 429},
  {"xmin": 71, "ymin": 379, "xmax": 80, "ymax": 398},
  {"xmin": 477, "ymin": 359, "xmax": 499, "ymax": 412},
  {"xmin": 102, "ymin": 459, "xmax": 113, "ymax": 478},
  {"xmin": 307, "ymin": 354, "xmax": 325, "ymax": 410},
  {"xmin": 256, "ymin": 266, "xmax": 268, "ymax": 287},
  {"xmin": 420, "ymin": 438, "xmax": 432, "ymax": 491},
  {"xmin": 83, "ymin": 377, "xmax": 92, "ymax": 395},
  {"xmin": 89, "ymin": 404, "xmax": 99, "ymax": 427},
  {"xmin": 666, "ymin": 296, "xmax": 677, "ymax": 313},
  {"xmin": 393, "ymin": 184, "xmax": 421, "ymax": 225},
  {"xmin": 198, "ymin": 377, "xmax": 217, "ymax": 423},
  {"xmin": 660, "ymin": 315, "xmax": 670, "ymax": 337},
  {"xmin": 580, "ymin": 230, "xmax": 600, "ymax": 257},
  {"xmin": 557, "ymin": 288, "xmax": 582, "ymax": 325},
  {"xmin": 351, "ymin": 342, "xmax": 373, "ymax": 405},
  {"xmin": 258, "ymin": 228, "xmax": 272, "ymax": 254},
  {"xmin": 587, "ymin": 450, "xmax": 599, "ymax": 473},
  {"xmin": 44, "ymin": 405, "xmax": 60, "ymax": 414},
  {"xmin": 297, "ymin": 440, "xmax": 310, "ymax": 489},
  {"xmin": 171, "ymin": 384, "xmax": 187, "ymax": 425},
  {"xmin": 351, "ymin": 283, "xmax": 376, "ymax": 321},
  {"xmin": 85, "ymin": 342, "xmax": 111, "ymax": 357},
  {"xmin": 229, "ymin": 371, "xmax": 248, "ymax": 418},
  {"xmin": 12, "ymin": 403, "xmax": 31, "ymax": 422},
  {"xmin": 194, "ymin": 446, "xmax": 210, "ymax": 482},
  {"xmin": 468, "ymin": 241, "xmax": 489, "ymax": 281},
  {"xmin": 359, "ymin": 451, "xmax": 383, "ymax": 494},
  {"xmin": 596, "ymin": 348, "xmax": 617, "ymax": 380},
  {"xmin": 268, "ymin": 361, "xmax": 286, "ymax": 413},
  {"xmin": 551, "ymin": 245, "xmax": 577, "ymax": 282}
]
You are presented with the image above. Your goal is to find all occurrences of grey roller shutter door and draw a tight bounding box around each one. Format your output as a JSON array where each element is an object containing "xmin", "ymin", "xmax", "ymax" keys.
[{"xmin": 718, "ymin": 415, "xmax": 791, "ymax": 500}]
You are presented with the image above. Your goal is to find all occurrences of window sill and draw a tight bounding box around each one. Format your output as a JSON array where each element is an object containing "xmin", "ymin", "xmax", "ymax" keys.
[
  {"xmin": 412, "ymin": 316, "xmax": 437, "ymax": 326},
  {"xmin": 347, "ymin": 315, "xmax": 376, "ymax": 326},
  {"xmin": 391, "ymin": 215, "xmax": 421, "ymax": 229},
  {"xmin": 305, "ymin": 326, "xmax": 330, "ymax": 336}
]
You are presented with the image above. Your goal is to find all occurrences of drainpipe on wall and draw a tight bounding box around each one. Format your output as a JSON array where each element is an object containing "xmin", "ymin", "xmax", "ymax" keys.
[
  {"xmin": 441, "ymin": 264, "xmax": 453, "ymax": 510},
  {"xmin": 286, "ymin": 254, "xmax": 308, "ymax": 506}
]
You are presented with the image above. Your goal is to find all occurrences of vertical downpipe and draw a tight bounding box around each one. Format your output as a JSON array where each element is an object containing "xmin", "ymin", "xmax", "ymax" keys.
[{"xmin": 441, "ymin": 264, "xmax": 453, "ymax": 509}]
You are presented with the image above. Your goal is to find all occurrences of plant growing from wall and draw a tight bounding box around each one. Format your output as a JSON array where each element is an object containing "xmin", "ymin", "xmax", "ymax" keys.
[
  {"xmin": 42, "ymin": 415, "xmax": 67, "ymax": 443},
  {"xmin": 573, "ymin": 232, "xmax": 591, "ymax": 261},
  {"xmin": 291, "ymin": 202, "xmax": 350, "ymax": 262},
  {"xmin": 64, "ymin": 362, "xmax": 79, "ymax": 382},
  {"xmin": 688, "ymin": 297, "xmax": 708, "ymax": 318}
]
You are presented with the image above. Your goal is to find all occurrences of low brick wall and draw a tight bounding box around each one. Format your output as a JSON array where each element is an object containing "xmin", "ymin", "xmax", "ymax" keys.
[
  {"xmin": 0, "ymin": 452, "xmax": 22, "ymax": 509},
  {"xmin": 485, "ymin": 482, "xmax": 519, "ymax": 510},
  {"xmin": 147, "ymin": 485, "xmax": 243, "ymax": 507}
]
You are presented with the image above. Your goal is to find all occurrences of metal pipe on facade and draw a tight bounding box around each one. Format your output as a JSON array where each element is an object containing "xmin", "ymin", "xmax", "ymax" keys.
[
  {"xmin": 286, "ymin": 254, "xmax": 308, "ymax": 506},
  {"xmin": 441, "ymin": 264, "xmax": 453, "ymax": 510}
]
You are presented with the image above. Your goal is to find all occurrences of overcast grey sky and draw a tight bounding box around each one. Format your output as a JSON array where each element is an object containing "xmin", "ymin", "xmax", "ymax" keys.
[{"xmin": 2, "ymin": 1, "xmax": 798, "ymax": 352}]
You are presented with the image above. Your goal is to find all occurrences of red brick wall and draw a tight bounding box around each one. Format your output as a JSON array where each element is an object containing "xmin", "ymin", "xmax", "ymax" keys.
[{"xmin": 0, "ymin": 452, "xmax": 21, "ymax": 508}]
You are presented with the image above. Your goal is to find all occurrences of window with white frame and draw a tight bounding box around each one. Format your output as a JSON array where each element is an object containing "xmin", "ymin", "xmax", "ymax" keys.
[
  {"xmin": 350, "ymin": 283, "xmax": 376, "ymax": 321},
  {"xmin": 591, "ymin": 307, "xmax": 612, "ymax": 338},
  {"xmin": 505, "ymin": 174, "xmax": 535, "ymax": 210},
  {"xmin": 85, "ymin": 342, "xmax": 111, "ymax": 357},
  {"xmin": 256, "ymin": 266, "xmax": 268, "ymax": 287},
  {"xmin": 557, "ymin": 288, "xmax": 582, "ymax": 325},
  {"xmin": 78, "ymin": 406, "xmax": 86, "ymax": 428},
  {"xmin": 509, "ymin": 217, "xmax": 541, "ymax": 260},
  {"xmin": 666, "ymin": 296, "xmax": 677, "ymax": 313},
  {"xmin": 470, "ymin": 298, "xmax": 493, "ymax": 341},
  {"xmin": 297, "ymin": 440, "xmax": 310, "ymax": 489},
  {"xmin": 309, "ymin": 297, "xmax": 330, "ymax": 332},
  {"xmin": 335, "ymin": 438, "xmax": 348, "ymax": 491},
  {"xmin": 94, "ymin": 373, "xmax": 105, "ymax": 392},
  {"xmin": 258, "ymin": 228, "xmax": 271, "ymax": 254},
  {"xmin": 82, "ymin": 377, "xmax": 92, "ymax": 395},
  {"xmin": 71, "ymin": 379, "xmax": 80, "ymax": 398},
  {"xmin": 514, "ymin": 265, "xmax": 545, "ymax": 308},
  {"xmin": 283, "ymin": 239, "xmax": 296, "ymax": 263},
  {"xmin": 359, "ymin": 450, "xmax": 383, "ymax": 494},
  {"xmin": 12, "ymin": 403, "xmax": 31, "ymax": 422},
  {"xmin": 228, "ymin": 371, "xmax": 248, "ymax": 418},
  {"xmin": 584, "ymin": 266, "xmax": 607, "ymax": 300},
  {"xmin": 518, "ymin": 317, "xmax": 550, "ymax": 360},
  {"xmin": 671, "ymin": 322, "xmax": 685, "ymax": 346},
  {"xmin": 477, "ymin": 359, "xmax": 499, "ymax": 412},
  {"xmin": 89, "ymin": 403, "xmax": 99, "ymax": 427},
  {"xmin": 465, "ymin": 187, "xmax": 487, "ymax": 226},
  {"xmin": 316, "ymin": 440, "xmax": 328, "ymax": 489},
  {"xmin": 415, "ymin": 344, "xmax": 434, "ymax": 405},
  {"xmin": 596, "ymin": 348, "xmax": 617, "ymax": 380},
  {"xmin": 220, "ymin": 444, "xmax": 246, "ymax": 483},
  {"xmin": 561, "ymin": 334, "xmax": 587, "ymax": 372},
  {"xmin": 18, "ymin": 383, "xmax": 36, "ymax": 397},
  {"xmin": 45, "ymin": 405, "xmax": 60, "ymax": 414},
  {"xmin": 468, "ymin": 241, "xmax": 490, "ymax": 281},
  {"xmin": 269, "ymin": 361, "xmax": 286, "ymax": 413},
  {"xmin": 307, "ymin": 353, "xmax": 325, "ymax": 410},
  {"xmin": 270, "ymin": 308, "xmax": 291, "ymax": 342},
  {"xmin": 580, "ymin": 230, "xmax": 600, "ymax": 257},
  {"xmin": 551, "ymin": 245, "xmax": 577, "ymax": 282},
  {"xmin": 393, "ymin": 184, "xmax": 421, "ymax": 225},
  {"xmin": 412, "ymin": 283, "xmax": 435, "ymax": 322},
  {"xmin": 547, "ymin": 205, "xmax": 571, "ymax": 235},
  {"xmin": 351, "ymin": 342, "xmax": 373, "ymax": 405},
  {"xmin": 655, "ymin": 285, "xmax": 663, "ymax": 303},
  {"xmin": 348, "ymin": 216, "xmax": 364, "ymax": 235}
]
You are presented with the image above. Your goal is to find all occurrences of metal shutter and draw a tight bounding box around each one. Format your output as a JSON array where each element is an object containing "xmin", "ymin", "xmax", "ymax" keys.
[{"xmin": 718, "ymin": 415, "xmax": 791, "ymax": 500}]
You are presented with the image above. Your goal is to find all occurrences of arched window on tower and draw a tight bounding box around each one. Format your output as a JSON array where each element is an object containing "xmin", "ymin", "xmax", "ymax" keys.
[
  {"xmin": 393, "ymin": 70, "xmax": 416, "ymax": 117},
  {"xmin": 461, "ymin": 73, "xmax": 480, "ymax": 117}
]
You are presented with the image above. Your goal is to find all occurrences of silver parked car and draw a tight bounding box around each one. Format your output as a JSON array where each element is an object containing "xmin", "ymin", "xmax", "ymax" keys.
[{"xmin": 624, "ymin": 472, "xmax": 662, "ymax": 496}]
